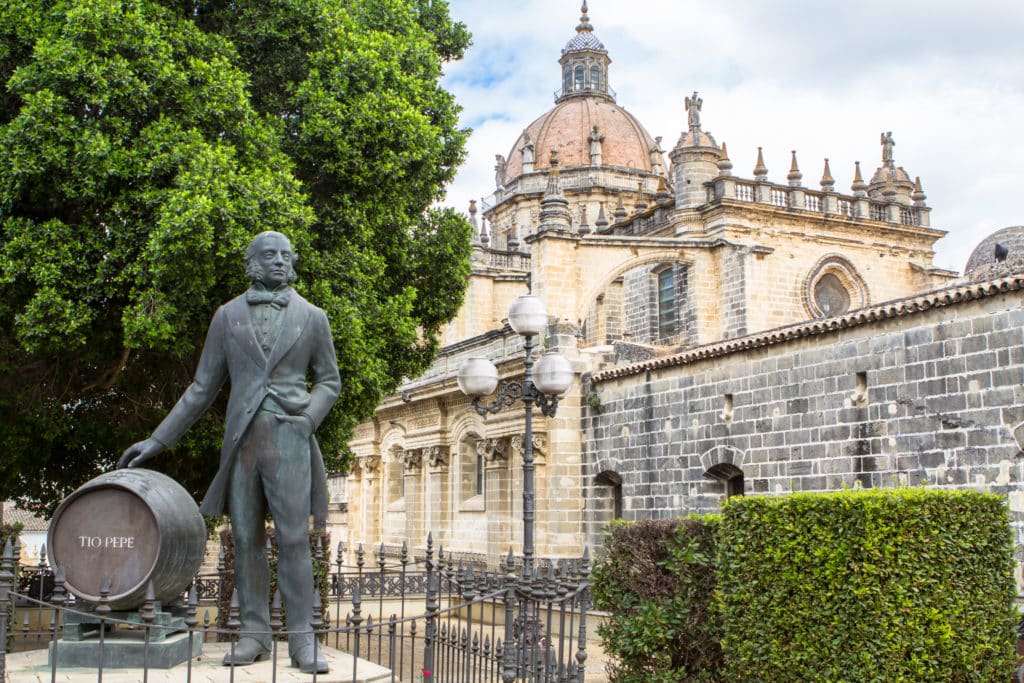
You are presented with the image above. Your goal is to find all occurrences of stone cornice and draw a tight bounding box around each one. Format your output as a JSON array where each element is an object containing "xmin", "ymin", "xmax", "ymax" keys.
[
  {"xmin": 526, "ymin": 231, "xmax": 774, "ymax": 255},
  {"xmin": 592, "ymin": 272, "xmax": 1024, "ymax": 382}
]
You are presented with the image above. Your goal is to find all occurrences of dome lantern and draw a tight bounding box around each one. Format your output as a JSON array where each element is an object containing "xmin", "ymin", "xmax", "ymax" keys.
[{"xmin": 557, "ymin": 2, "xmax": 614, "ymax": 102}]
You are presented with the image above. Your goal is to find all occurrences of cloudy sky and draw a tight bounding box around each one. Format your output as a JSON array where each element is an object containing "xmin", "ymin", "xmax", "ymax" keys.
[{"xmin": 440, "ymin": 0, "xmax": 1024, "ymax": 274}]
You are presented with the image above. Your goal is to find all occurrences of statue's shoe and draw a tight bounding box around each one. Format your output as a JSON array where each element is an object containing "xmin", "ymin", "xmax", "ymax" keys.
[
  {"xmin": 291, "ymin": 644, "xmax": 329, "ymax": 674},
  {"xmin": 222, "ymin": 637, "xmax": 270, "ymax": 666}
]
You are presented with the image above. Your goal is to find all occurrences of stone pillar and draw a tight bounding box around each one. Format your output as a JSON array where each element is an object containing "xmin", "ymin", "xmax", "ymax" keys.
[
  {"xmin": 359, "ymin": 455, "xmax": 381, "ymax": 545},
  {"xmin": 854, "ymin": 198, "xmax": 870, "ymax": 219},
  {"xmin": 420, "ymin": 446, "xmax": 448, "ymax": 547},
  {"xmin": 790, "ymin": 188, "xmax": 805, "ymax": 210},
  {"xmin": 916, "ymin": 207, "xmax": 930, "ymax": 228},
  {"xmin": 714, "ymin": 177, "xmax": 736, "ymax": 200},
  {"xmin": 529, "ymin": 232, "xmax": 580, "ymax": 328},
  {"xmin": 403, "ymin": 449, "xmax": 424, "ymax": 545},
  {"xmin": 886, "ymin": 202, "xmax": 900, "ymax": 223},
  {"xmin": 822, "ymin": 192, "xmax": 838, "ymax": 215},
  {"xmin": 481, "ymin": 438, "xmax": 512, "ymax": 561}
]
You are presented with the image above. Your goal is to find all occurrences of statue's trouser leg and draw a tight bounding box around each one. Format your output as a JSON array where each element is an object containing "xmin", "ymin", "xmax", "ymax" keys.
[
  {"xmin": 260, "ymin": 410, "xmax": 315, "ymax": 660},
  {"xmin": 229, "ymin": 413, "xmax": 273, "ymax": 651}
]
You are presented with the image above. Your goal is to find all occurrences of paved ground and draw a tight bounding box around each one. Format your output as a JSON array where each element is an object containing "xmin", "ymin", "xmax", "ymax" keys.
[
  {"xmin": 5, "ymin": 629, "xmax": 610, "ymax": 682},
  {"xmin": 4, "ymin": 642, "xmax": 393, "ymax": 683}
]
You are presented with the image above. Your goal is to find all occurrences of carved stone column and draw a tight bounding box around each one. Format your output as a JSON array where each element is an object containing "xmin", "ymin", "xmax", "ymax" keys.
[
  {"xmin": 426, "ymin": 445, "xmax": 451, "ymax": 547},
  {"xmin": 478, "ymin": 437, "xmax": 513, "ymax": 559}
]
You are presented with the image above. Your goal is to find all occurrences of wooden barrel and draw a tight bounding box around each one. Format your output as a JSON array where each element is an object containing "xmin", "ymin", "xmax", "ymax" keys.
[{"xmin": 48, "ymin": 469, "xmax": 207, "ymax": 611}]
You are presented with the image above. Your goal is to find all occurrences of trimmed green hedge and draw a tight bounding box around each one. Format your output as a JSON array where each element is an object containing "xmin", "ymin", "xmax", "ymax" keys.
[
  {"xmin": 717, "ymin": 489, "xmax": 1017, "ymax": 682},
  {"xmin": 592, "ymin": 517, "xmax": 723, "ymax": 682}
]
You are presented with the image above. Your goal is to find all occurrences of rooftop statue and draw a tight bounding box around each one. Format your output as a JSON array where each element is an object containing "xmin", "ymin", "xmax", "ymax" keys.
[
  {"xmin": 520, "ymin": 130, "xmax": 536, "ymax": 166},
  {"xmin": 495, "ymin": 154, "xmax": 507, "ymax": 188},
  {"xmin": 685, "ymin": 91, "xmax": 703, "ymax": 130},
  {"xmin": 881, "ymin": 131, "xmax": 895, "ymax": 164}
]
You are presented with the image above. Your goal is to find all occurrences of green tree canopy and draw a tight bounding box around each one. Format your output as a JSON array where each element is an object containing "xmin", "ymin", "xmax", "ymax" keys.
[{"xmin": 0, "ymin": 0, "xmax": 473, "ymax": 512}]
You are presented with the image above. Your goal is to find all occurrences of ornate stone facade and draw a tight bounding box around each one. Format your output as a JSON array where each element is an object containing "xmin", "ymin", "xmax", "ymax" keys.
[{"xmin": 335, "ymin": 5, "xmax": 1019, "ymax": 570}]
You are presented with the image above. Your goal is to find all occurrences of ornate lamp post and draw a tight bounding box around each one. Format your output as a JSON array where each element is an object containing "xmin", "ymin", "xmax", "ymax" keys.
[{"xmin": 457, "ymin": 295, "xmax": 574, "ymax": 574}]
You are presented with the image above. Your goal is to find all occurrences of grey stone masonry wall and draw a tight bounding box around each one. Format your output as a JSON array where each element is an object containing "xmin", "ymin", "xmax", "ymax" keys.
[
  {"xmin": 623, "ymin": 266, "xmax": 656, "ymax": 343},
  {"xmin": 674, "ymin": 263, "xmax": 696, "ymax": 347},
  {"xmin": 619, "ymin": 263, "xmax": 694, "ymax": 346},
  {"xmin": 583, "ymin": 275, "xmax": 1024, "ymax": 579},
  {"xmin": 721, "ymin": 247, "xmax": 747, "ymax": 338}
]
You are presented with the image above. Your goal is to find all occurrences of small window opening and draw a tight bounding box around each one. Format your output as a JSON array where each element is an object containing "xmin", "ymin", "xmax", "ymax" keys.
[
  {"xmin": 721, "ymin": 394, "xmax": 734, "ymax": 423},
  {"xmin": 475, "ymin": 450, "xmax": 485, "ymax": 496},
  {"xmin": 706, "ymin": 463, "xmax": 744, "ymax": 499},
  {"xmin": 853, "ymin": 371, "xmax": 868, "ymax": 405}
]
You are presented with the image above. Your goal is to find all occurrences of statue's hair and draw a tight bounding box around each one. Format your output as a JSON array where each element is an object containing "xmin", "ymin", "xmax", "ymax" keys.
[{"xmin": 245, "ymin": 231, "xmax": 298, "ymax": 283}]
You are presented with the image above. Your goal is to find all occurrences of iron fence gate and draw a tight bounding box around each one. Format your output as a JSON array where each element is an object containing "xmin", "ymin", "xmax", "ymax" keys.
[{"xmin": 0, "ymin": 535, "xmax": 590, "ymax": 683}]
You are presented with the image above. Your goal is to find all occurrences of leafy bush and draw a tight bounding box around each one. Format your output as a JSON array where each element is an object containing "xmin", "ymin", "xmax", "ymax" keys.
[
  {"xmin": 717, "ymin": 489, "xmax": 1017, "ymax": 682},
  {"xmin": 592, "ymin": 517, "xmax": 723, "ymax": 682}
]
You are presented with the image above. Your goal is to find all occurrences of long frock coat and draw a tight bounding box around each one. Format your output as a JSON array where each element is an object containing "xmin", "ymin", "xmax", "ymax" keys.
[{"xmin": 150, "ymin": 289, "xmax": 341, "ymax": 520}]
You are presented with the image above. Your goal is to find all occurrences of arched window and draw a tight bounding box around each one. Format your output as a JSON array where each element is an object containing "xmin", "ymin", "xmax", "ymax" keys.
[
  {"xmin": 655, "ymin": 266, "xmax": 677, "ymax": 340},
  {"xmin": 706, "ymin": 463, "xmax": 744, "ymax": 499},
  {"xmin": 590, "ymin": 65, "xmax": 600, "ymax": 90},
  {"xmin": 574, "ymin": 65, "xmax": 585, "ymax": 91},
  {"xmin": 459, "ymin": 434, "xmax": 485, "ymax": 506},
  {"xmin": 594, "ymin": 471, "xmax": 623, "ymax": 519},
  {"xmin": 563, "ymin": 66, "xmax": 572, "ymax": 94},
  {"xmin": 386, "ymin": 445, "xmax": 405, "ymax": 505}
]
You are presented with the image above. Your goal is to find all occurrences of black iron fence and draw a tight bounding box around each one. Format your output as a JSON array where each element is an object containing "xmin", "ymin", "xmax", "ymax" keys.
[{"xmin": 0, "ymin": 536, "xmax": 591, "ymax": 683}]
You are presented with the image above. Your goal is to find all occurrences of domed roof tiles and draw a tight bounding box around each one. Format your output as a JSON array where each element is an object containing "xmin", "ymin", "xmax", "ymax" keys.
[
  {"xmin": 563, "ymin": 32, "xmax": 605, "ymax": 53},
  {"xmin": 502, "ymin": 95, "xmax": 663, "ymax": 183},
  {"xmin": 869, "ymin": 164, "xmax": 912, "ymax": 186},
  {"xmin": 964, "ymin": 225, "xmax": 1024, "ymax": 276}
]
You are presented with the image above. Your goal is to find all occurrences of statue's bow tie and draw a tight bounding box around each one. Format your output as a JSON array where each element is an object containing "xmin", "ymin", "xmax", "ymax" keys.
[{"xmin": 246, "ymin": 289, "xmax": 290, "ymax": 309}]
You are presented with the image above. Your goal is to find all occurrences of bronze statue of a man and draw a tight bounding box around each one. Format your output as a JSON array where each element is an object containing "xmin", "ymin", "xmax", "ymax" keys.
[{"xmin": 120, "ymin": 231, "xmax": 341, "ymax": 673}]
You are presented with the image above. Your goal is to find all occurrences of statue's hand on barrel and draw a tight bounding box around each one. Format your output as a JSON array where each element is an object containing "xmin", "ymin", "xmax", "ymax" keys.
[{"xmin": 118, "ymin": 438, "xmax": 166, "ymax": 469}]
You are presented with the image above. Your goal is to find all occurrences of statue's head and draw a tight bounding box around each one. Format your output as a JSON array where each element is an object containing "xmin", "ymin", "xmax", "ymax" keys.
[{"xmin": 244, "ymin": 231, "xmax": 298, "ymax": 287}]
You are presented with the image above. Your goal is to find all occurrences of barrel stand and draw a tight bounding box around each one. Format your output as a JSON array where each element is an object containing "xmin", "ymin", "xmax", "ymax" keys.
[{"xmin": 49, "ymin": 601, "xmax": 203, "ymax": 669}]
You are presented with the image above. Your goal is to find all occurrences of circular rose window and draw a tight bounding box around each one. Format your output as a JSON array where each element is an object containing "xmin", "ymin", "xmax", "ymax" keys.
[{"xmin": 805, "ymin": 257, "xmax": 866, "ymax": 318}]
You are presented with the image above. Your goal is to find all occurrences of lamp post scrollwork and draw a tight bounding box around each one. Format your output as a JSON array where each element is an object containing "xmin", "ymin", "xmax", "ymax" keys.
[{"xmin": 457, "ymin": 295, "xmax": 574, "ymax": 575}]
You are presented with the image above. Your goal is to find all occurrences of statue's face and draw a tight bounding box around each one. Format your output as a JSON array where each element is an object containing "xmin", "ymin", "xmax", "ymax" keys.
[{"xmin": 251, "ymin": 233, "xmax": 294, "ymax": 288}]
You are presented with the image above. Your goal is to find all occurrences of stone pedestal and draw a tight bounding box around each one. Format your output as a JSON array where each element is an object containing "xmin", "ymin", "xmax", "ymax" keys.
[
  {"xmin": 49, "ymin": 631, "xmax": 202, "ymax": 669},
  {"xmin": 50, "ymin": 603, "xmax": 200, "ymax": 669}
]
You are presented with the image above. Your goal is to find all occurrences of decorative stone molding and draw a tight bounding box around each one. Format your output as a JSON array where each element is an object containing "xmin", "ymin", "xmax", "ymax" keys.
[
  {"xmin": 358, "ymin": 454, "xmax": 381, "ymax": 473},
  {"xmin": 402, "ymin": 448, "xmax": 423, "ymax": 470},
  {"xmin": 613, "ymin": 341, "xmax": 659, "ymax": 365},
  {"xmin": 476, "ymin": 437, "xmax": 510, "ymax": 462},
  {"xmin": 424, "ymin": 445, "xmax": 450, "ymax": 468},
  {"xmin": 511, "ymin": 433, "xmax": 546, "ymax": 460}
]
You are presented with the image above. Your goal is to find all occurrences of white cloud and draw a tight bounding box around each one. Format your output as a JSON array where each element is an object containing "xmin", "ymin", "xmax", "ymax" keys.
[{"xmin": 441, "ymin": 0, "xmax": 1024, "ymax": 273}]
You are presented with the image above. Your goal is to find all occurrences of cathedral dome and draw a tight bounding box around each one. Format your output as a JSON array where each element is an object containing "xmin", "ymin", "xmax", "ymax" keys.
[
  {"xmin": 869, "ymin": 164, "xmax": 912, "ymax": 186},
  {"xmin": 963, "ymin": 225, "xmax": 1024, "ymax": 277},
  {"xmin": 502, "ymin": 95, "xmax": 663, "ymax": 183},
  {"xmin": 496, "ymin": 3, "xmax": 667, "ymax": 187}
]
